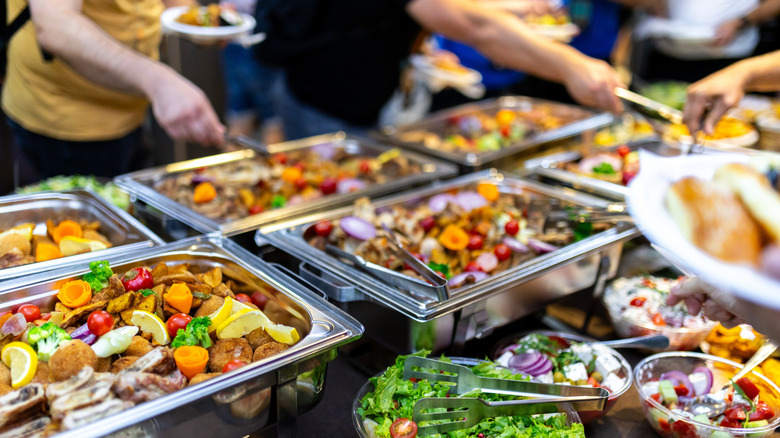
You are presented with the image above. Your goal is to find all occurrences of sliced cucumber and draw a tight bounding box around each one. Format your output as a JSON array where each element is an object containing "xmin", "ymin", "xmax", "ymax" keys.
[
  {"xmin": 692, "ymin": 414, "xmax": 711, "ymax": 425},
  {"xmin": 710, "ymin": 431, "xmax": 732, "ymax": 438},
  {"xmin": 658, "ymin": 379, "xmax": 678, "ymax": 404}
]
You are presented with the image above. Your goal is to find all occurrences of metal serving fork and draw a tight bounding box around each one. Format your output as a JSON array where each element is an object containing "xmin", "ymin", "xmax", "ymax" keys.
[{"xmin": 403, "ymin": 356, "xmax": 609, "ymax": 399}]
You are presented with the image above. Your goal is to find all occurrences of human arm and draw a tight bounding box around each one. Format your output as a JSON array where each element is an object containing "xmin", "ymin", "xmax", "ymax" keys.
[
  {"xmin": 715, "ymin": 0, "xmax": 780, "ymax": 46},
  {"xmin": 609, "ymin": 0, "xmax": 666, "ymax": 17},
  {"xmin": 407, "ymin": 0, "xmax": 625, "ymax": 113},
  {"xmin": 684, "ymin": 50, "xmax": 780, "ymax": 134},
  {"xmin": 28, "ymin": 0, "xmax": 224, "ymax": 146}
]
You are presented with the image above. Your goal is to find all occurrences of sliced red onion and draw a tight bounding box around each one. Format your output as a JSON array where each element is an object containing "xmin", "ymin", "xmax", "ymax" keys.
[
  {"xmin": 528, "ymin": 239, "xmax": 558, "ymax": 254},
  {"xmin": 689, "ymin": 367, "xmax": 713, "ymax": 396},
  {"xmin": 428, "ymin": 194, "xmax": 455, "ymax": 213},
  {"xmin": 191, "ymin": 175, "xmax": 215, "ymax": 185},
  {"xmin": 454, "ymin": 191, "xmax": 488, "ymax": 212},
  {"xmin": 524, "ymin": 358, "xmax": 553, "ymax": 376},
  {"xmin": 660, "ymin": 371, "xmax": 694, "ymax": 397},
  {"xmin": 337, "ymin": 178, "xmax": 366, "ymax": 194},
  {"xmin": 476, "ymin": 252, "xmax": 498, "ymax": 272},
  {"xmin": 498, "ymin": 343, "xmax": 520, "ymax": 356},
  {"xmin": 509, "ymin": 350, "xmax": 544, "ymax": 370},
  {"xmin": 339, "ymin": 216, "xmax": 377, "ymax": 241},
  {"xmin": 311, "ymin": 143, "xmax": 336, "ymax": 160},
  {"xmin": 1, "ymin": 314, "xmax": 27, "ymax": 337},
  {"xmin": 449, "ymin": 271, "xmax": 489, "ymax": 287},
  {"xmin": 71, "ymin": 322, "xmax": 98, "ymax": 346},
  {"xmin": 503, "ymin": 237, "xmax": 529, "ymax": 253}
]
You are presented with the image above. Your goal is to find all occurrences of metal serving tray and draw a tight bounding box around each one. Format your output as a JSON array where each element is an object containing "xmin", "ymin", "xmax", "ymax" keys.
[
  {"xmin": 115, "ymin": 132, "xmax": 458, "ymax": 237},
  {"xmin": 0, "ymin": 236, "xmax": 362, "ymax": 438},
  {"xmin": 258, "ymin": 170, "xmax": 638, "ymax": 352},
  {"xmin": 0, "ymin": 189, "xmax": 163, "ymax": 282},
  {"xmin": 378, "ymin": 96, "xmax": 615, "ymax": 172}
]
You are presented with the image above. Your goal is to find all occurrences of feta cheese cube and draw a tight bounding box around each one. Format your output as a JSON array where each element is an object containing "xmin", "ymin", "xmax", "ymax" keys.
[
  {"xmin": 642, "ymin": 380, "xmax": 660, "ymax": 396},
  {"xmin": 537, "ymin": 371, "xmax": 554, "ymax": 384},
  {"xmin": 570, "ymin": 344, "xmax": 593, "ymax": 364},
  {"xmin": 595, "ymin": 353, "xmax": 622, "ymax": 378},
  {"xmin": 602, "ymin": 372, "xmax": 626, "ymax": 393},
  {"xmin": 496, "ymin": 351, "xmax": 513, "ymax": 368},
  {"xmin": 563, "ymin": 363, "xmax": 589, "ymax": 382}
]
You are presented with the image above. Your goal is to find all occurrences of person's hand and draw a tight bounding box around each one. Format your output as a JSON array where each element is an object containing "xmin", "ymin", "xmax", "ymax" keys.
[
  {"xmin": 149, "ymin": 71, "xmax": 225, "ymax": 148},
  {"xmin": 480, "ymin": 0, "xmax": 554, "ymax": 16},
  {"xmin": 562, "ymin": 56, "xmax": 624, "ymax": 114},
  {"xmin": 714, "ymin": 18, "xmax": 742, "ymax": 47},
  {"xmin": 683, "ymin": 67, "xmax": 748, "ymax": 135},
  {"xmin": 667, "ymin": 277, "xmax": 744, "ymax": 328}
]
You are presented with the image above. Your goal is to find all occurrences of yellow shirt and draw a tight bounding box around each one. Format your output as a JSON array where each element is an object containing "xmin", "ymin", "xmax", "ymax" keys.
[{"xmin": 2, "ymin": 0, "xmax": 163, "ymax": 141}]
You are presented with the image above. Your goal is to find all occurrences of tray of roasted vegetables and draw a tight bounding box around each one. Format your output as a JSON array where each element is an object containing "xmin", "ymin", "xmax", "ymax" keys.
[
  {"xmin": 0, "ymin": 236, "xmax": 362, "ymax": 437},
  {"xmin": 115, "ymin": 133, "xmax": 457, "ymax": 236}
]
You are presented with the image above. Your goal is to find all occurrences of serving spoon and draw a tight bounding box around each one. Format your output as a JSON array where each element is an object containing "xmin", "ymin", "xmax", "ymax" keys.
[{"xmin": 683, "ymin": 340, "xmax": 778, "ymax": 417}]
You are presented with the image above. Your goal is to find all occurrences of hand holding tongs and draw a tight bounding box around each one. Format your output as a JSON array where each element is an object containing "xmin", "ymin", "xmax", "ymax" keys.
[
  {"xmin": 404, "ymin": 357, "xmax": 608, "ymax": 436},
  {"xmin": 381, "ymin": 224, "xmax": 449, "ymax": 300},
  {"xmin": 614, "ymin": 88, "xmax": 683, "ymax": 125},
  {"xmin": 223, "ymin": 134, "xmax": 270, "ymax": 155}
]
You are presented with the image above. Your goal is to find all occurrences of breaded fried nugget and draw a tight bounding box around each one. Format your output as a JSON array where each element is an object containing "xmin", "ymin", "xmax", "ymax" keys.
[
  {"xmin": 124, "ymin": 336, "xmax": 153, "ymax": 357},
  {"xmin": 95, "ymin": 357, "xmax": 112, "ymax": 373},
  {"xmin": 208, "ymin": 339, "xmax": 252, "ymax": 373},
  {"xmin": 0, "ymin": 383, "xmax": 12, "ymax": 396},
  {"xmin": 49, "ymin": 340, "xmax": 97, "ymax": 382},
  {"xmin": 188, "ymin": 373, "xmax": 221, "ymax": 386},
  {"xmin": 194, "ymin": 296, "xmax": 224, "ymax": 318},
  {"xmin": 0, "ymin": 363, "xmax": 10, "ymax": 386},
  {"xmin": 32, "ymin": 362, "xmax": 49, "ymax": 384},
  {"xmin": 110, "ymin": 357, "xmax": 139, "ymax": 374},
  {"xmin": 245, "ymin": 327, "xmax": 273, "ymax": 350},
  {"xmin": 252, "ymin": 342, "xmax": 288, "ymax": 362}
]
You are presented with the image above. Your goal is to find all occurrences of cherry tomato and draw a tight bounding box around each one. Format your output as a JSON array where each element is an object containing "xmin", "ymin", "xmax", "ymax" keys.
[
  {"xmin": 750, "ymin": 401, "xmax": 775, "ymax": 421},
  {"xmin": 504, "ymin": 219, "xmax": 520, "ymax": 236},
  {"xmin": 464, "ymin": 261, "xmax": 483, "ymax": 272},
  {"xmin": 617, "ymin": 145, "xmax": 631, "ymax": 157},
  {"xmin": 736, "ymin": 377, "xmax": 761, "ymax": 400},
  {"xmin": 724, "ymin": 406, "xmax": 747, "ymax": 421},
  {"xmin": 671, "ymin": 420, "xmax": 697, "ymax": 438},
  {"xmin": 292, "ymin": 162, "xmax": 306, "ymax": 172},
  {"xmin": 389, "ymin": 418, "xmax": 418, "ymax": 438},
  {"xmin": 674, "ymin": 384, "xmax": 689, "ymax": 396},
  {"xmin": 166, "ymin": 313, "xmax": 192, "ymax": 338},
  {"xmin": 652, "ymin": 313, "xmax": 666, "ymax": 326},
  {"xmin": 294, "ymin": 178, "xmax": 308, "ymax": 190},
  {"xmin": 548, "ymin": 335, "xmax": 570, "ymax": 349},
  {"xmin": 658, "ymin": 417, "xmax": 671, "ymax": 432},
  {"xmin": 320, "ymin": 177, "xmax": 337, "ymax": 195},
  {"xmin": 235, "ymin": 294, "xmax": 252, "ymax": 304},
  {"xmin": 359, "ymin": 160, "xmax": 372, "ymax": 174},
  {"xmin": 88, "ymin": 310, "xmax": 114, "ymax": 336},
  {"xmin": 500, "ymin": 125, "xmax": 511, "ymax": 137},
  {"xmin": 720, "ymin": 418, "xmax": 742, "ymax": 428},
  {"xmin": 630, "ymin": 297, "xmax": 647, "ymax": 307},
  {"xmin": 122, "ymin": 267, "xmax": 154, "ymax": 292},
  {"xmin": 17, "ymin": 304, "xmax": 41, "ymax": 323},
  {"xmin": 274, "ymin": 153, "xmax": 287, "ymax": 165},
  {"xmin": 314, "ymin": 220, "xmax": 333, "ymax": 237},
  {"xmin": 222, "ymin": 359, "xmax": 248, "ymax": 373},
  {"xmin": 467, "ymin": 234, "xmax": 483, "ymax": 251},
  {"xmin": 251, "ymin": 291, "xmax": 269, "ymax": 310},
  {"xmin": 622, "ymin": 170, "xmax": 637, "ymax": 186},
  {"xmin": 650, "ymin": 393, "xmax": 661, "ymax": 402},
  {"xmin": 419, "ymin": 216, "xmax": 435, "ymax": 232},
  {"xmin": 494, "ymin": 243, "xmax": 511, "ymax": 262},
  {"xmin": 249, "ymin": 205, "xmax": 264, "ymax": 215}
]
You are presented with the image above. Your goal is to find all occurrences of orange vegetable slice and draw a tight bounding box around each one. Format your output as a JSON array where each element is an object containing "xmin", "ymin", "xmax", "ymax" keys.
[
  {"xmin": 477, "ymin": 183, "xmax": 500, "ymax": 202},
  {"xmin": 35, "ymin": 243, "xmax": 62, "ymax": 262},
  {"xmin": 51, "ymin": 220, "xmax": 82, "ymax": 244},
  {"xmin": 165, "ymin": 283, "xmax": 193, "ymax": 314},
  {"xmin": 193, "ymin": 182, "xmax": 217, "ymax": 204},
  {"xmin": 438, "ymin": 225, "xmax": 470, "ymax": 251},
  {"xmin": 174, "ymin": 345, "xmax": 209, "ymax": 379},
  {"xmin": 57, "ymin": 280, "xmax": 92, "ymax": 308},
  {"xmin": 281, "ymin": 167, "xmax": 303, "ymax": 184}
]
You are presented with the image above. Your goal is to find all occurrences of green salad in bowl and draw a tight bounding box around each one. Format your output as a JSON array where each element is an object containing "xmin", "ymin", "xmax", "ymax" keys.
[{"xmin": 353, "ymin": 351, "xmax": 585, "ymax": 438}]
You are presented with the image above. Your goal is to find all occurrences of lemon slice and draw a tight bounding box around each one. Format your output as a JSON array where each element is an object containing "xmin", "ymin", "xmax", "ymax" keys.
[
  {"xmin": 0, "ymin": 223, "xmax": 34, "ymax": 242},
  {"xmin": 59, "ymin": 236, "xmax": 108, "ymax": 257},
  {"xmin": 229, "ymin": 299, "xmax": 254, "ymax": 315},
  {"xmin": 1, "ymin": 342, "xmax": 38, "ymax": 388},
  {"xmin": 264, "ymin": 324, "xmax": 299, "ymax": 345},
  {"xmin": 130, "ymin": 310, "xmax": 170, "ymax": 345},
  {"xmin": 216, "ymin": 309, "xmax": 272, "ymax": 339},
  {"xmin": 207, "ymin": 297, "xmax": 234, "ymax": 332}
]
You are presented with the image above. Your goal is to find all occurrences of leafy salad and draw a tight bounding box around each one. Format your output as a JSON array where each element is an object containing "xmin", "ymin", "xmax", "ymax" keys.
[
  {"xmin": 357, "ymin": 351, "xmax": 586, "ymax": 438},
  {"xmin": 16, "ymin": 175, "xmax": 131, "ymax": 211}
]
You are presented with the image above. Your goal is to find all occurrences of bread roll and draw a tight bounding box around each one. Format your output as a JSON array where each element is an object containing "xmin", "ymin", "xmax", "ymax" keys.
[
  {"xmin": 713, "ymin": 162, "xmax": 780, "ymax": 243},
  {"xmin": 666, "ymin": 176, "xmax": 762, "ymax": 264}
]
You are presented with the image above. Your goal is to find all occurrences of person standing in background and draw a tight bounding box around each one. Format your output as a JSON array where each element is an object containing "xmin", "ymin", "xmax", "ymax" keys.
[{"xmin": 3, "ymin": 0, "xmax": 225, "ymax": 179}]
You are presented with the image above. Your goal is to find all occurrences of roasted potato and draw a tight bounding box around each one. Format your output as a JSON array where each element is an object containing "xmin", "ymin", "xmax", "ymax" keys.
[
  {"xmin": 200, "ymin": 268, "xmax": 222, "ymax": 288},
  {"xmin": 208, "ymin": 339, "xmax": 252, "ymax": 373},
  {"xmin": 61, "ymin": 301, "xmax": 107, "ymax": 328},
  {"xmin": 106, "ymin": 292, "xmax": 135, "ymax": 314}
]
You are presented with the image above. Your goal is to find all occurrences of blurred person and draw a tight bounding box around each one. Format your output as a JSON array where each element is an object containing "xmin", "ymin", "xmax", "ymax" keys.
[
  {"xmin": 713, "ymin": 0, "xmax": 780, "ymax": 47},
  {"xmin": 256, "ymin": 0, "xmax": 626, "ymax": 140},
  {"xmin": 2, "ymin": 0, "xmax": 225, "ymax": 179}
]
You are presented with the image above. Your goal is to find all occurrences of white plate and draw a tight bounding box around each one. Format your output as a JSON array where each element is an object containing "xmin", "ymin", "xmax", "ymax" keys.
[
  {"xmin": 161, "ymin": 6, "xmax": 255, "ymax": 43},
  {"xmin": 627, "ymin": 152, "xmax": 780, "ymax": 311},
  {"xmin": 527, "ymin": 23, "xmax": 579, "ymax": 43}
]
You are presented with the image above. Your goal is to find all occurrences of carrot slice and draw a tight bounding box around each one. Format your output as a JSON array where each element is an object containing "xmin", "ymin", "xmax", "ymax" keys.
[
  {"xmin": 35, "ymin": 242, "xmax": 63, "ymax": 262},
  {"xmin": 174, "ymin": 345, "xmax": 209, "ymax": 379},
  {"xmin": 57, "ymin": 280, "xmax": 92, "ymax": 308},
  {"xmin": 51, "ymin": 220, "xmax": 83, "ymax": 244}
]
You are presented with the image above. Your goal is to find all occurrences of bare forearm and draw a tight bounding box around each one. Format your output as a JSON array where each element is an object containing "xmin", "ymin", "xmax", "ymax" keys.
[
  {"xmin": 736, "ymin": 51, "xmax": 780, "ymax": 92},
  {"xmin": 745, "ymin": 0, "xmax": 780, "ymax": 24}
]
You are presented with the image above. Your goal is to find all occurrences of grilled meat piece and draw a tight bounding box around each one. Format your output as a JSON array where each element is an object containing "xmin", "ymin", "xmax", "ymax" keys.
[
  {"xmin": 45, "ymin": 367, "xmax": 94, "ymax": 402},
  {"xmin": 113, "ymin": 371, "xmax": 186, "ymax": 403},
  {"xmin": 0, "ymin": 416, "xmax": 51, "ymax": 438},
  {"xmin": 0, "ymin": 384, "xmax": 46, "ymax": 429},
  {"xmin": 61, "ymin": 399, "xmax": 133, "ymax": 431},
  {"xmin": 121, "ymin": 347, "xmax": 175, "ymax": 375},
  {"xmin": 50, "ymin": 380, "xmax": 113, "ymax": 420},
  {"xmin": 0, "ymin": 250, "xmax": 34, "ymax": 270}
]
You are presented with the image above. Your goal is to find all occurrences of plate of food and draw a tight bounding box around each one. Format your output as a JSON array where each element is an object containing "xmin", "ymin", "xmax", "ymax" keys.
[
  {"xmin": 664, "ymin": 117, "xmax": 759, "ymax": 149},
  {"xmin": 627, "ymin": 151, "xmax": 780, "ymax": 311},
  {"xmin": 524, "ymin": 13, "xmax": 579, "ymax": 43},
  {"xmin": 161, "ymin": 4, "xmax": 255, "ymax": 43}
]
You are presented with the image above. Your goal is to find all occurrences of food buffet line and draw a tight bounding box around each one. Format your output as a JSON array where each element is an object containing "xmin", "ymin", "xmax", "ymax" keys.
[{"xmin": 0, "ymin": 95, "xmax": 779, "ymax": 438}]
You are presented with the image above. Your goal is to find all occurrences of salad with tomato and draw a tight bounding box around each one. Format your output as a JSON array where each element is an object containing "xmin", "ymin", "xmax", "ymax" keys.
[{"xmin": 356, "ymin": 351, "xmax": 585, "ymax": 438}]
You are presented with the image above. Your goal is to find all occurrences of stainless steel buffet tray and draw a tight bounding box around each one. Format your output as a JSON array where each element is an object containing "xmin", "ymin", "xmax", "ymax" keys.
[
  {"xmin": 259, "ymin": 170, "xmax": 638, "ymax": 352},
  {"xmin": 0, "ymin": 189, "xmax": 163, "ymax": 282},
  {"xmin": 0, "ymin": 236, "xmax": 363, "ymax": 438},
  {"xmin": 115, "ymin": 132, "xmax": 457, "ymax": 237},
  {"xmin": 378, "ymin": 96, "xmax": 615, "ymax": 171}
]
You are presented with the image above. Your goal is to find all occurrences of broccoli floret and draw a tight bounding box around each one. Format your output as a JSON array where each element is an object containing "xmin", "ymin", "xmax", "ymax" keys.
[
  {"xmin": 82, "ymin": 260, "xmax": 113, "ymax": 292},
  {"xmin": 139, "ymin": 289, "xmax": 155, "ymax": 297},
  {"xmin": 171, "ymin": 316, "xmax": 212, "ymax": 349},
  {"xmin": 27, "ymin": 322, "xmax": 71, "ymax": 361}
]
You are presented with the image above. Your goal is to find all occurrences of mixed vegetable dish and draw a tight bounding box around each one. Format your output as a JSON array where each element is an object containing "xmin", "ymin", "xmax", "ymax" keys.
[
  {"xmin": 154, "ymin": 144, "xmax": 419, "ymax": 221},
  {"xmin": 0, "ymin": 220, "xmax": 112, "ymax": 270},
  {"xmin": 557, "ymin": 144, "xmax": 641, "ymax": 186},
  {"xmin": 357, "ymin": 351, "xmax": 586, "ymax": 438},
  {"xmin": 0, "ymin": 259, "xmax": 301, "ymax": 435},
  {"xmin": 175, "ymin": 3, "xmax": 243, "ymax": 27}
]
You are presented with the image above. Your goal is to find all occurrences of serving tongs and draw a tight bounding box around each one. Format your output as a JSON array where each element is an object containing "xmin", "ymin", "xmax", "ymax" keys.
[
  {"xmin": 381, "ymin": 223, "xmax": 449, "ymax": 300},
  {"xmin": 404, "ymin": 357, "xmax": 608, "ymax": 436},
  {"xmin": 614, "ymin": 88, "xmax": 683, "ymax": 126},
  {"xmin": 324, "ymin": 245, "xmax": 448, "ymax": 301},
  {"xmin": 223, "ymin": 134, "xmax": 270, "ymax": 155}
]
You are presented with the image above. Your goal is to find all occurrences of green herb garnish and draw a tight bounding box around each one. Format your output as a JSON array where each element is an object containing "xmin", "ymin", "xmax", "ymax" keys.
[{"xmin": 592, "ymin": 162, "xmax": 616, "ymax": 175}]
